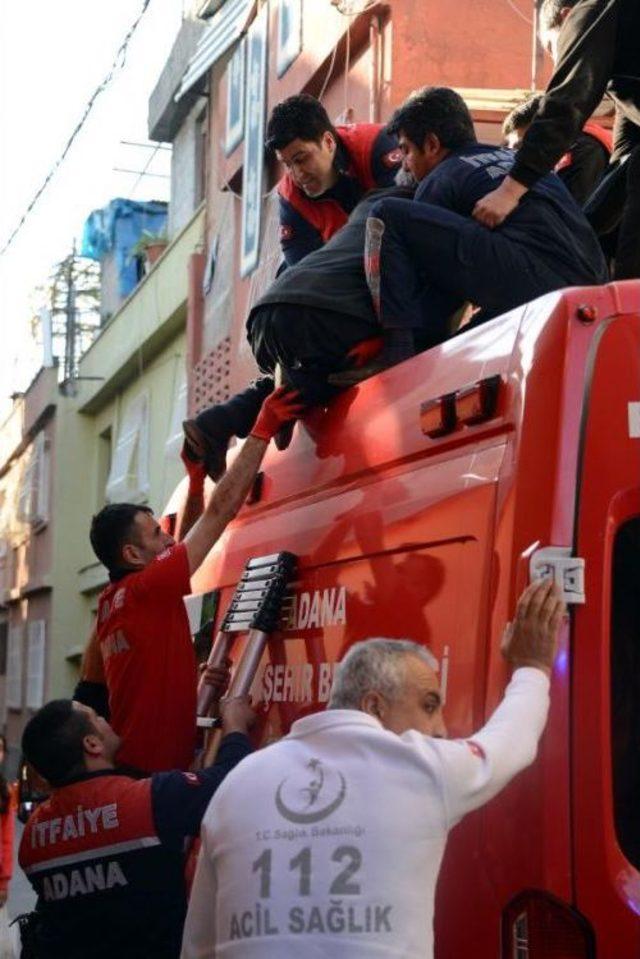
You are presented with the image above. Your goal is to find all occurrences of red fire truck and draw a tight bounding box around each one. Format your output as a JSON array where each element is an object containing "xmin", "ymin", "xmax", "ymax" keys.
[{"xmin": 184, "ymin": 279, "xmax": 640, "ymax": 957}]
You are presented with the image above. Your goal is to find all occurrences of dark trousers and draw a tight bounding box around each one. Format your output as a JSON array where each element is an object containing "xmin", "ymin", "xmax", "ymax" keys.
[
  {"xmin": 210, "ymin": 304, "xmax": 378, "ymax": 436},
  {"xmin": 368, "ymin": 197, "xmax": 595, "ymax": 334},
  {"xmin": 585, "ymin": 114, "xmax": 640, "ymax": 280}
]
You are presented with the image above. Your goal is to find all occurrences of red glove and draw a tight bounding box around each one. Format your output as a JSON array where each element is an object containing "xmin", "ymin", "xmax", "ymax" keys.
[
  {"xmin": 250, "ymin": 387, "xmax": 305, "ymax": 442},
  {"xmin": 347, "ymin": 336, "xmax": 384, "ymax": 368},
  {"xmin": 181, "ymin": 441, "xmax": 206, "ymax": 491}
]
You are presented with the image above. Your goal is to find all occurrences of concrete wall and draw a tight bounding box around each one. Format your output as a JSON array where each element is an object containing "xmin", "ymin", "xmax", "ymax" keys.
[
  {"xmin": 168, "ymin": 99, "xmax": 207, "ymax": 238},
  {"xmin": 99, "ymin": 251, "xmax": 123, "ymax": 324}
]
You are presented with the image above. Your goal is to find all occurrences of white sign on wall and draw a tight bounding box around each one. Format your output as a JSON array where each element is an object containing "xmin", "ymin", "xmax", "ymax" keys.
[
  {"xmin": 225, "ymin": 38, "xmax": 247, "ymax": 156},
  {"xmin": 277, "ymin": 0, "xmax": 303, "ymax": 78},
  {"xmin": 240, "ymin": 5, "xmax": 268, "ymax": 279}
]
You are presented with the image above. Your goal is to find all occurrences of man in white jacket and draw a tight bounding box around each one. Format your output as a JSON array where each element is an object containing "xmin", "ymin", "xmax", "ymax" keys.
[{"xmin": 182, "ymin": 579, "xmax": 564, "ymax": 958}]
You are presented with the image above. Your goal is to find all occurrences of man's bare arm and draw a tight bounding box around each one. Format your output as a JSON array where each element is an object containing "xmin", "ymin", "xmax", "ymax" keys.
[
  {"xmin": 183, "ymin": 435, "xmax": 267, "ymax": 574},
  {"xmin": 73, "ymin": 623, "xmax": 110, "ymax": 717},
  {"xmin": 175, "ymin": 445, "xmax": 207, "ymax": 542},
  {"xmin": 183, "ymin": 388, "xmax": 304, "ymax": 575},
  {"xmin": 80, "ymin": 623, "xmax": 104, "ymax": 684}
]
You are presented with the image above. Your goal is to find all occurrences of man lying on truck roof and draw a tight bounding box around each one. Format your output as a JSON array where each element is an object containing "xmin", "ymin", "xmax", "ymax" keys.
[
  {"xmin": 503, "ymin": 94, "xmax": 612, "ymax": 206},
  {"xmin": 332, "ymin": 86, "xmax": 608, "ymax": 385},
  {"xmin": 182, "ymin": 579, "xmax": 565, "ymax": 959},
  {"xmin": 183, "ymin": 183, "xmax": 454, "ymax": 480},
  {"xmin": 83, "ymin": 387, "xmax": 301, "ymax": 774}
]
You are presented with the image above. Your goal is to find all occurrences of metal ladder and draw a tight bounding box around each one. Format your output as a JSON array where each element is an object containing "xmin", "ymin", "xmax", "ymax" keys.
[{"xmin": 196, "ymin": 551, "xmax": 297, "ymax": 764}]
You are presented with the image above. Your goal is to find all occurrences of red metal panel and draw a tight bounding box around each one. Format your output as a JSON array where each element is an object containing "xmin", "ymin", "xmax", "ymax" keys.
[{"xmin": 572, "ymin": 311, "xmax": 640, "ymax": 956}]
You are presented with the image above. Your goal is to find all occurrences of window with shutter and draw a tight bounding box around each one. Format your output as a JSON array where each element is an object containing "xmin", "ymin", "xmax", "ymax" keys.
[
  {"xmin": 277, "ymin": 0, "xmax": 303, "ymax": 78},
  {"xmin": 6, "ymin": 626, "xmax": 22, "ymax": 710},
  {"xmin": 225, "ymin": 38, "xmax": 246, "ymax": 155},
  {"xmin": 16, "ymin": 433, "xmax": 49, "ymax": 526},
  {"xmin": 105, "ymin": 392, "xmax": 150, "ymax": 503},
  {"xmin": 17, "ymin": 451, "xmax": 36, "ymax": 523},
  {"xmin": 26, "ymin": 620, "xmax": 46, "ymax": 710}
]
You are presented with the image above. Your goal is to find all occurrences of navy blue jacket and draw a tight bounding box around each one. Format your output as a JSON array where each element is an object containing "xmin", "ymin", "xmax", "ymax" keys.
[{"xmin": 416, "ymin": 143, "xmax": 608, "ymax": 284}]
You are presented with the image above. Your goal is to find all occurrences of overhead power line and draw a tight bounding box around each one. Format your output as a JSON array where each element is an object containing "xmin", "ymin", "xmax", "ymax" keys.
[{"xmin": 0, "ymin": 0, "xmax": 154, "ymax": 258}]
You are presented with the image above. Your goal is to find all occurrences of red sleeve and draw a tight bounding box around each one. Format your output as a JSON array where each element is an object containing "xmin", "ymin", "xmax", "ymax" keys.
[
  {"xmin": 130, "ymin": 543, "xmax": 191, "ymax": 602},
  {"xmin": 0, "ymin": 790, "xmax": 16, "ymax": 888}
]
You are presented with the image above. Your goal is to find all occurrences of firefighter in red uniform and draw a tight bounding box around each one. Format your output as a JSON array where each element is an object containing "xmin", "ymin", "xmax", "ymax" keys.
[
  {"xmin": 18, "ymin": 693, "xmax": 254, "ymax": 959},
  {"xmin": 267, "ymin": 94, "xmax": 402, "ymax": 266},
  {"xmin": 85, "ymin": 388, "xmax": 302, "ymax": 774}
]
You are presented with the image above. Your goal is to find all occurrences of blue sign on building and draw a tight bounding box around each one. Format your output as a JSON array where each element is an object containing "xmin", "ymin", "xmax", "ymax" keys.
[
  {"xmin": 277, "ymin": 0, "xmax": 302, "ymax": 78},
  {"xmin": 225, "ymin": 38, "xmax": 246, "ymax": 156},
  {"xmin": 240, "ymin": 5, "xmax": 268, "ymax": 278}
]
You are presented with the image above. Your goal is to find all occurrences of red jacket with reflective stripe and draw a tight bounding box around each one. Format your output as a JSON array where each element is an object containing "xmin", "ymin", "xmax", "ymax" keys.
[
  {"xmin": 19, "ymin": 733, "xmax": 252, "ymax": 959},
  {"xmin": 278, "ymin": 123, "xmax": 389, "ymax": 244}
]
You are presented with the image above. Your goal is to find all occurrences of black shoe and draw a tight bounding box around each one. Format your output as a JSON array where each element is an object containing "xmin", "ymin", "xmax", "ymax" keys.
[
  {"xmin": 274, "ymin": 420, "xmax": 296, "ymax": 451},
  {"xmin": 183, "ymin": 407, "xmax": 234, "ymax": 481}
]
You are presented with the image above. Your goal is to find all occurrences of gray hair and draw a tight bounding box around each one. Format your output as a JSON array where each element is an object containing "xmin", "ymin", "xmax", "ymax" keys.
[{"xmin": 328, "ymin": 638, "xmax": 439, "ymax": 710}]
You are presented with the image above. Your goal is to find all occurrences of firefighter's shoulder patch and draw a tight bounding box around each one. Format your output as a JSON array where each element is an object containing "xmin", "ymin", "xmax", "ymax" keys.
[
  {"xmin": 182, "ymin": 772, "xmax": 201, "ymax": 787},
  {"xmin": 381, "ymin": 147, "xmax": 403, "ymax": 168}
]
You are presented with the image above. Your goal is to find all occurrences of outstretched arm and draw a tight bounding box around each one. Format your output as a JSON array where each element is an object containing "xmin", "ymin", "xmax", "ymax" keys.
[
  {"xmin": 474, "ymin": 0, "xmax": 617, "ymax": 227},
  {"xmin": 417, "ymin": 580, "xmax": 565, "ymax": 825},
  {"xmin": 183, "ymin": 388, "xmax": 303, "ymax": 575},
  {"xmin": 174, "ymin": 444, "xmax": 207, "ymax": 543}
]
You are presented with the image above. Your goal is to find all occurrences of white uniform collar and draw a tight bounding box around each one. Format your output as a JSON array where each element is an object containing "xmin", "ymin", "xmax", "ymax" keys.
[{"xmin": 288, "ymin": 709, "xmax": 383, "ymax": 739}]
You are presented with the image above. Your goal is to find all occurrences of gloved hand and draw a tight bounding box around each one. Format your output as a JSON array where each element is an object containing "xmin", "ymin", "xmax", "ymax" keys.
[
  {"xmin": 180, "ymin": 440, "xmax": 207, "ymax": 491},
  {"xmin": 347, "ymin": 336, "xmax": 384, "ymax": 368},
  {"xmin": 250, "ymin": 386, "xmax": 305, "ymax": 442}
]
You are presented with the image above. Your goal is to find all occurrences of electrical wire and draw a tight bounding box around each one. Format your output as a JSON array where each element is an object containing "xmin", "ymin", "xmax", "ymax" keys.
[
  {"xmin": 318, "ymin": 42, "xmax": 339, "ymax": 102},
  {"xmin": 129, "ymin": 143, "xmax": 163, "ymax": 197},
  {"xmin": 0, "ymin": 0, "xmax": 154, "ymax": 258},
  {"xmin": 344, "ymin": 16, "xmax": 352, "ymax": 111},
  {"xmin": 503, "ymin": 0, "xmax": 533, "ymax": 25}
]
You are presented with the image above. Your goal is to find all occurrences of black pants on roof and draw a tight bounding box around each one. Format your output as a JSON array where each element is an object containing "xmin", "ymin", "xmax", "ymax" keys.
[{"xmin": 211, "ymin": 303, "xmax": 378, "ymax": 437}]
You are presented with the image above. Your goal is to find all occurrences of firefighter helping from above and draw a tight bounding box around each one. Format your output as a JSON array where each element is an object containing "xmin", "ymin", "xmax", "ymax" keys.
[
  {"xmin": 182, "ymin": 581, "xmax": 565, "ymax": 959},
  {"xmin": 269, "ymin": 93, "xmax": 402, "ymax": 267},
  {"xmin": 332, "ymin": 86, "xmax": 607, "ymax": 385},
  {"xmin": 183, "ymin": 86, "xmax": 606, "ymax": 450},
  {"xmin": 473, "ymin": 0, "xmax": 640, "ymax": 280},
  {"xmin": 502, "ymin": 94, "xmax": 612, "ymax": 205}
]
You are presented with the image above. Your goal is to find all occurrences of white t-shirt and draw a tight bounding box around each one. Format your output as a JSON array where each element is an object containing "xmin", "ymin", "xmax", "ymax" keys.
[{"xmin": 181, "ymin": 667, "xmax": 550, "ymax": 958}]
